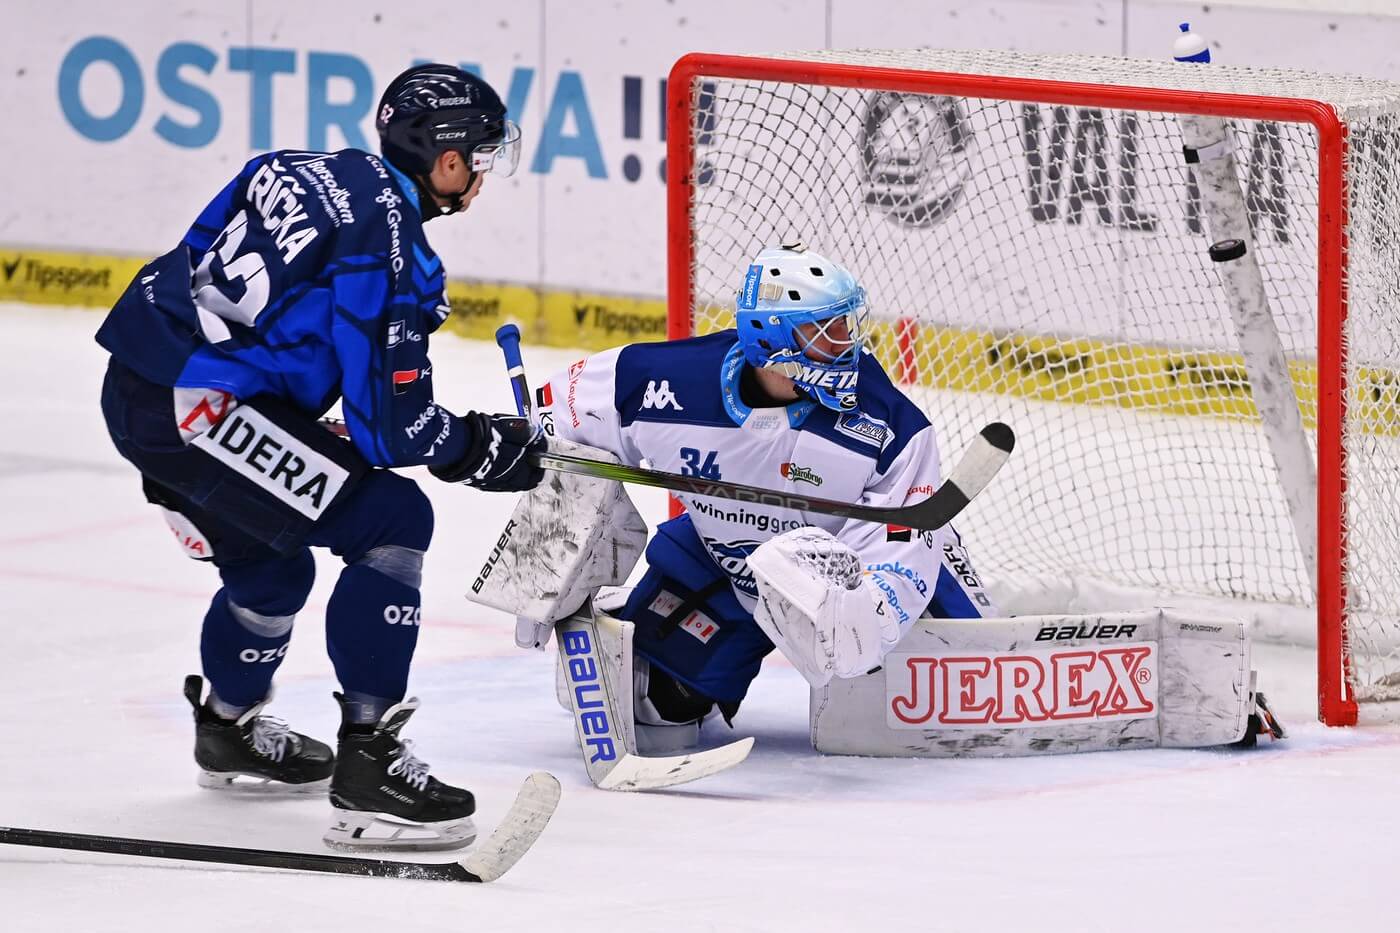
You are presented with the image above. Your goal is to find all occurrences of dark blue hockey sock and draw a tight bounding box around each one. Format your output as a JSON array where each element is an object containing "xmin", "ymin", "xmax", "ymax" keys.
[
  {"xmin": 199, "ymin": 549, "xmax": 315, "ymax": 712},
  {"xmin": 325, "ymin": 558, "xmax": 421, "ymax": 710},
  {"xmin": 200, "ymin": 588, "xmax": 296, "ymax": 711}
]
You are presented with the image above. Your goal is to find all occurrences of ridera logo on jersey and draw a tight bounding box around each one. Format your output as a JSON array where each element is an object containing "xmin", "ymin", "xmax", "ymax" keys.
[
  {"xmin": 641, "ymin": 379, "xmax": 684, "ymax": 411},
  {"xmin": 392, "ymin": 369, "xmax": 418, "ymax": 395},
  {"xmin": 190, "ymin": 405, "xmax": 350, "ymax": 520},
  {"xmin": 886, "ymin": 524, "xmax": 912, "ymax": 543},
  {"xmin": 779, "ymin": 462, "xmax": 823, "ymax": 486},
  {"xmin": 884, "ymin": 644, "xmax": 1159, "ymax": 730}
]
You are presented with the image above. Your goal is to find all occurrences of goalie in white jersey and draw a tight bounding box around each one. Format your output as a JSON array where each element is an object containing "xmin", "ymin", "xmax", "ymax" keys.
[{"xmin": 529, "ymin": 244, "xmax": 994, "ymax": 748}]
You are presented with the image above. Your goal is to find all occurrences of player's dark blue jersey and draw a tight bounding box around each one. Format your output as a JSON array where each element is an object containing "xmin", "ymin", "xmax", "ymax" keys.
[{"xmin": 96, "ymin": 149, "xmax": 468, "ymax": 469}]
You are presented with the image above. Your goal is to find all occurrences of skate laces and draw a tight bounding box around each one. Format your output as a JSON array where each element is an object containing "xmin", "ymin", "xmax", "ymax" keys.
[
  {"xmin": 386, "ymin": 740, "xmax": 431, "ymax": 790},
  {"xmin": 248, "ymin": 716, "xmax": 291, "ymax": 762}
]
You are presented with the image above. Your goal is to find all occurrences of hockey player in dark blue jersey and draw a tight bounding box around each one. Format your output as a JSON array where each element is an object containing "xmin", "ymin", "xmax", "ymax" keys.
[{"xmin": 96, "ymin": 64, "xmax": 543, "ymax": 850}]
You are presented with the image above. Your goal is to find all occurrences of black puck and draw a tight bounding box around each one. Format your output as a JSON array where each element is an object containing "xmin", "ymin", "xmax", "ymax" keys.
[{"xmin": 1209, "ymin": 238, "xmax": 1247, "ymax": 262}]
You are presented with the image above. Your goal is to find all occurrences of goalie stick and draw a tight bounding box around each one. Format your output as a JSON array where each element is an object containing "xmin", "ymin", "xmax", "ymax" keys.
[
  {"xmin": 496, "ymin": 324, "xmax": 755, "ymax": 791},
  {"xmin": 494, "ymin": 323, "xmax": 1015, "ymax": 531},
  {"xmin": 532, "ymin": 425, "xmax": 1011, "ymax": 532},
  {"xmin": 321, "ymin": 364, "xmax": 1012, "ymax": 533},
  {"xmin": 0, "ymin": 771, "xmax": 560, "ymax": 883}
]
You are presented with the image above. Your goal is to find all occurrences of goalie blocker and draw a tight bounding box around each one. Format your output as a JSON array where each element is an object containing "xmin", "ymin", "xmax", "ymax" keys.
[{"xmin": 811, "ymin": 609, "xmax": 1284, "ymax": 756}]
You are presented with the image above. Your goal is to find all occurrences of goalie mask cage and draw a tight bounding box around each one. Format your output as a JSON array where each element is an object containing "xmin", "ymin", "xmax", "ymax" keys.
[{"xmin": 664, "ymin": 49, "xmax": 1400, "ymax": 726}]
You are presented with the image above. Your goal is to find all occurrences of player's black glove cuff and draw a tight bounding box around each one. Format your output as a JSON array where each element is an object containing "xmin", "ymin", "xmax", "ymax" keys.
[{"xmin": 428, "ymin": 412, "xmax": 546, "ymax": 492}]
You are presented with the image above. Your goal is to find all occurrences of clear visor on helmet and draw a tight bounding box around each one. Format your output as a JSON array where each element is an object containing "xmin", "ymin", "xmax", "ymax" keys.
[
  {"xmin": 789, "ymin": 291, "xmax": 869, "ymax": 365},
  {"xmin": 470, "ymin": 120, "xmax": 522, "ymax": 177}
]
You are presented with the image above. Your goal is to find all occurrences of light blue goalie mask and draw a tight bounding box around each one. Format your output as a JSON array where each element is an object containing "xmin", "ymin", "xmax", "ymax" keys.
[{"xmin": 734, "ymin": 243, "xmax": 870, "ymax": 411}]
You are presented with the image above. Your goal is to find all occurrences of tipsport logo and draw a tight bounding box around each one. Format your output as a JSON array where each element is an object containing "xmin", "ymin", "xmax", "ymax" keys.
[{"xmin": 54, "ymin": 35, "xmax": 716, "ymax": 186}]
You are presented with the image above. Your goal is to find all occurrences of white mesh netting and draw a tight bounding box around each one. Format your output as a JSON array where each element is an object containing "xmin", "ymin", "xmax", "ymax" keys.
[{"xmin": 677, "ymin": 49, "xmax": 1400, "ymax": 705}]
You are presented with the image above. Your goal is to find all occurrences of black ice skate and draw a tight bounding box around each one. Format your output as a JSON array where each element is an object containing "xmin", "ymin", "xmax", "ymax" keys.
[
  {"xmin": 184, "ymin": 675, "xmax": 334, "ymax": 793},
  {"xmin": 324, "ymin": 694, "xmax": 477, "ymax": 851},
  {"xmin": 1236, "ymin": 690, "xmax": 1288, "ymax": 748}
]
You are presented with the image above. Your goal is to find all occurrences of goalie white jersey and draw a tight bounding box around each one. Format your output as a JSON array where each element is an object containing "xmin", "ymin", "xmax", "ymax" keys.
[{"xmin": 534, "ymin": 330, "xmax": 993, "ymax": 636}]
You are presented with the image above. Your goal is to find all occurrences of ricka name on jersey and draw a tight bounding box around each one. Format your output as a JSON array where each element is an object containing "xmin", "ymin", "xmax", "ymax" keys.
[{"xmin": 246, "ymin": 158, "xmax": 318, "ymax": 264}]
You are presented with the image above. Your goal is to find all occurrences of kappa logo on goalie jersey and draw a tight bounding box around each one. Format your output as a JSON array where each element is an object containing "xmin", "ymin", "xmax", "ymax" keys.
[
  {"xmin": 885, "ymin": 644, "xmax": 1158, "ymax": 730},
  {"xmin": 190, "ymin": 407, "xmax": 349, "ymax": 520},
  {"xmin": 641, "ymin": 380, "xmax": 684, "ymax": 411}
]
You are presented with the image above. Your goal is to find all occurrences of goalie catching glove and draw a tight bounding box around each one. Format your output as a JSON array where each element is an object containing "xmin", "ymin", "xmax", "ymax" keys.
[
  {"xmin": 748, "ymin": 527, "xmax": 903, "ymax": 688},
  {"xmin": 429, "ymin": 412, "xmax": 546, "ymax": 492}
]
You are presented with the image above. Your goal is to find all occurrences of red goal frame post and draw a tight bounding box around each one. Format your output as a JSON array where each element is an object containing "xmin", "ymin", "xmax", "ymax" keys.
[{"xmin": 664, "ymin": 52, "xmax": 1353, "ymax": 726}]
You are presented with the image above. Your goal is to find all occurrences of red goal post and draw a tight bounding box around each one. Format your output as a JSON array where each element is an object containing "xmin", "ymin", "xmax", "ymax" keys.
[{"xmin": 663, "ymin": 49, "xmax": 1400, "ymax": 727}]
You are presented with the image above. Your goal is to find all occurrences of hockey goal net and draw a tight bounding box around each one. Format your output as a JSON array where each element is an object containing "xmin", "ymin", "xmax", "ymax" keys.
[{"xmin": 664, "ymin": 49, "xmax": 1400, "ymax": 726}]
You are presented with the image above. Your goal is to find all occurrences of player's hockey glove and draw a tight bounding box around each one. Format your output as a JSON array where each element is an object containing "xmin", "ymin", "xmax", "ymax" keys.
[{"xmin": 429, "ymin": 412, "xmax": 546, "ymax": 492}]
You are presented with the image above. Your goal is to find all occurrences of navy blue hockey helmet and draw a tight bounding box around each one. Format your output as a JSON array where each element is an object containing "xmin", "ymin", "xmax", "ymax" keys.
[{"xmin": 376, "ymin": 64, "xmax": 521, "ymax": 178}]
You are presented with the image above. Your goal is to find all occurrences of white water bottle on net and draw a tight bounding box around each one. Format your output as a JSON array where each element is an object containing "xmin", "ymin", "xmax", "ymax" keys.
[{"xmin": 664, "ymin": 45, "xmax": 1400, "ymax": 726}]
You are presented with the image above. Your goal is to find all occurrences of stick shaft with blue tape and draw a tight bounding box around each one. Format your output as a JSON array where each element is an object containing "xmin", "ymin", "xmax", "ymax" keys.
[{"xmin": 495, "ymin": 324, "xmax": 531, "ymax": 419}]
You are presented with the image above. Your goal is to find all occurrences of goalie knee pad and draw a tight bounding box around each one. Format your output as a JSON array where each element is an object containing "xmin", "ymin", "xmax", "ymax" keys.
[{"xmin": 632, "ymin": 659, "xmax": 708, "ymax": 754}]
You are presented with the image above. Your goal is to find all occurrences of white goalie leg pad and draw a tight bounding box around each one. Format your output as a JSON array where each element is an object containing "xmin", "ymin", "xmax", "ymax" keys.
[
  {"xmin": 748, "ymin": 527, "xmax": 902, "ymax": 687},
  {"xmin": 465, "ymin": 439, "xmax": 648, "ymax": 646},
  {"xmin": 810, "ymin": 608, "xmax": 1256, "ymax": 757}
]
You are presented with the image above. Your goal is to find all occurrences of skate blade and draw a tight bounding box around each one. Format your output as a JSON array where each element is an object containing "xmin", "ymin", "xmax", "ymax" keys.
[
  {"xmin": 322, "ymin": 808, "xmax": 478, "ymax": 852},
  {"xmin": 197, "ymin": 770, "xmax": 330, "ymax": 796}
]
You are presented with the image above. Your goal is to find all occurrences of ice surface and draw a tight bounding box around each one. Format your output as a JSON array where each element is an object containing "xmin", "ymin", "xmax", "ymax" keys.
[{"xmin": 1, "ymin": 304, "xmax": 1398, "ymax": 932}]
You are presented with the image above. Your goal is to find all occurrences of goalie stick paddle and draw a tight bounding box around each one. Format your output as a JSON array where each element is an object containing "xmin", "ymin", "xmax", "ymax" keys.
[
  {"xmin": 555, "ymin": 609, "xmax": 754, "ymax": 791},
  {"xmin": 0, "ymin": 771, "xmax": 561, "ymax": 883}
]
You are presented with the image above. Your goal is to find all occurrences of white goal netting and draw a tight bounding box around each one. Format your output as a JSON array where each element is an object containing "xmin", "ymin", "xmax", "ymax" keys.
[{"xmin": 673, "ymin": 49, "xmax": 1400, "ymax": 715}]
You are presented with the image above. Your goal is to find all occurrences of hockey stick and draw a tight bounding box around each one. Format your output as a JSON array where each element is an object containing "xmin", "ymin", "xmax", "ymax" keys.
[
  {"xmin": 495, "ymin": 325, "xmax": 754, "ymax": 791},
  {"xmin": 0, "ymin": 771, "xmax": 560, "ymax": 883},
  {"xmin": 534, "ymin": 423, "xmax": 1011, "ymax": 531},
  {"xmin": 493, "ymin": 324, "xmax": 1014, "ymax": 531},
  {"xmin": 319, "ymin": 383, "xmax": 1011, "ymax": 532}
]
